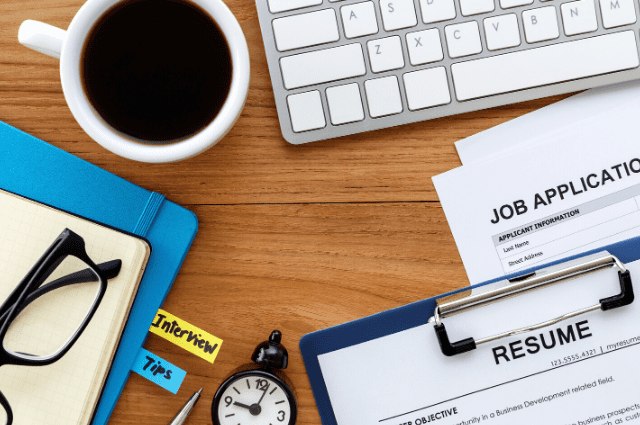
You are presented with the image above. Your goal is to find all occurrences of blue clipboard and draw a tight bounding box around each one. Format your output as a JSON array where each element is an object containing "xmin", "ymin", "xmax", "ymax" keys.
[{"xmin": 300, "ymin": 236, "xmax": 640, "ymax": 425}]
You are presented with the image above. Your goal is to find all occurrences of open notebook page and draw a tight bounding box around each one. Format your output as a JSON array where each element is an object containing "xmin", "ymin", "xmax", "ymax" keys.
[{"xmin": 0, "ymin": 189, "xmax": 150, "ymax": 425}]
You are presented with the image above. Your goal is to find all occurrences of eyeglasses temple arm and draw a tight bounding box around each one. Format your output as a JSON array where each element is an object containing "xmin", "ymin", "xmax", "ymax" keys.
[
  {"xmin": 42, "ymin": 259, "xmax": 122, "ymax": 286},
  {"xmin": 0, "ymin": 259, "xmax": 122, "ymax": 322}
]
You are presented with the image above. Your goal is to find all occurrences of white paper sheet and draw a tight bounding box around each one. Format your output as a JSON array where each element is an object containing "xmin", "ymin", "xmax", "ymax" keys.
[
  {"xmin": 433, "ymin": 103, "xmax": 640, "ymax": 285},
  {"xmin": 319, "ymin": 257, "xmax": 640, "ymax": 425},
  {"xmin": 454, "ymin": 80, "xmax": 640, "ymax": 166}
]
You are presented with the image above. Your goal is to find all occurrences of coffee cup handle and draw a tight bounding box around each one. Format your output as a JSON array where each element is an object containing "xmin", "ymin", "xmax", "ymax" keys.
[{"xmin": 18, "ymin": 20, "xmax": 67, "ymax": 59}]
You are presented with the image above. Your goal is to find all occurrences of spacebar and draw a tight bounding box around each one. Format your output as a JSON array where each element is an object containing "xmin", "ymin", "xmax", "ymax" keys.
[{"xmin": 452, "ymin": 31, "xmax": 640, "ymax": 101}]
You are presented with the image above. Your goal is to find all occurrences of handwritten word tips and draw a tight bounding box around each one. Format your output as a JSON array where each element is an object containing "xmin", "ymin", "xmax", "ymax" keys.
[{"xmin": 131, "ymin": 348, "xmax": 186, "ymax": 394}]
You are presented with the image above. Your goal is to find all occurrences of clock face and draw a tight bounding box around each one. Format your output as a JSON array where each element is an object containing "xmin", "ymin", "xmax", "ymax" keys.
[{"xmin": 214, "ymin": 371, "xmax": 295, "ymax": 425}]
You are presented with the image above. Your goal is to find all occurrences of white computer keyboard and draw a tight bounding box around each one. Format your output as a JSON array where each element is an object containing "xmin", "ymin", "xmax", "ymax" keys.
[{"xmin": 255, "ymin": 0, "xmax": 640, "ymax": 144}]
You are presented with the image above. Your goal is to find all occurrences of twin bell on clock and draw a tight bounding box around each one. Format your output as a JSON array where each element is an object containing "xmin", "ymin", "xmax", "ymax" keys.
[{"xmin": 212, "ymin": 331, "xmax": 297, "ymax": 425}]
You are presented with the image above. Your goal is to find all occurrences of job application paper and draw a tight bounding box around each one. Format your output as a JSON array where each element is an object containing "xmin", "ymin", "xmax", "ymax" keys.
[
  {"xmin": 319, "ymin": 259, "xmax": 640, "ymax": 425},
  {"xmin": 433, "ymin": 105, "xmax": 640, "ymax": 285}
]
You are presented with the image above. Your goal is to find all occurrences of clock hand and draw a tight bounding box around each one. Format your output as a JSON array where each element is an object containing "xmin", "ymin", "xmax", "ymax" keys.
[
  {"xmin": 257, "ymin": 387, "xmax": 268, "ymax": 406},
  {"xmin": 233, "ymin": 402, "xmax": 252, "ymax": 410},
  {"xmin": 234, "ymin": 401, "xmax": 262, "ymax": 416}
]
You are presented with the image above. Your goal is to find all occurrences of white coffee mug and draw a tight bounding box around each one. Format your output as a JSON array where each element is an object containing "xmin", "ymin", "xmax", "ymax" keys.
[{"xmin": 18, "ymin": 0, "xmax": 250, "ymax": 163}]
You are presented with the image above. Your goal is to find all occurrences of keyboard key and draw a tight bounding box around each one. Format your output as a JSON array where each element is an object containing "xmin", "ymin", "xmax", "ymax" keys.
[
  {"xmin": 445, "ymin": 22, "xmax": 482, "ymax": 58},
  {"xmin": 561, "ymin": 0, "xmax": 598, "ymax": 35},
  {"xmin": 380, "ymin": 0, "xmax": 418, "ymax": 31},
  {"xmin": 268, "ymin": 0, "xmax": 322, "ymax": 13},
  {"xmin": 280, "ymin": 44, "xmax": 367, "ymax": 89},
  {"xmin": 365, "ymin": 76, "xmax": 403, "ymax": 117},
  {"xmin": 452, "ymin": 31, "xmax": 639, "ymax": 101},
  {"xmin": 406, "ymin": 29, "xmax": 444, "ymax": 65},
  {"xmin": 368, "ymin": 36, "xmax": 405, "ymax": 73},
  {"xmin": 273, "ymin": 9, "xmax": 340, "ymax": 52},
  {"xmin": 523, "ymin": 6, "xmax": 560, "ymax": 43},
  {"xmin": 484, "ymin": 14, "xmax": 521, "ymax": 50},
  {"xmin": 420, "ymin": 0, "xmax": 457, "ymax": 23},
  {"xmin": 341, "ymin": 2, "xmax": 379, "ymax": 39},
  {"xmin": 403, "ymin": 67, "xmax": 451, "ymax": 110},
  {"xmin": 460, "ymin": 0, "xmax": 495, "ymax": 17},
  {"xmin": 287, "ymin": 91, "xmax": 326, "ymax": 132},
  {"xmin": 600, "ymin": 0, "xmax": 637, "ymax": 27},
  {"xmin": 500, "ymin": 0, "xmax": 533, "ymax": 9},
  {"xmin": 326, "ymin": 83, "xmax": 365, "ymax": 124}
]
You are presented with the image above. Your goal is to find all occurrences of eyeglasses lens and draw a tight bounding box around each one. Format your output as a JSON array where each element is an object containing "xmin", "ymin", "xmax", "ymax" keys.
[{"xmin": 2, "ymin": 256, "xmax": 102, "ymax": 360}]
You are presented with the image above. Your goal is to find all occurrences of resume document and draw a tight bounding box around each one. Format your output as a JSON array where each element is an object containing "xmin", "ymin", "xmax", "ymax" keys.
[{"xmin": 319, "ymin": 260, "xmax": 640, "ymax": 425}]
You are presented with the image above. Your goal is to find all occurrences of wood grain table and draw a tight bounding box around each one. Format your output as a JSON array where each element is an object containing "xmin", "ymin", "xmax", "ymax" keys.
[{"xmin": 0, "ymin": 1, "xmax": 574, "ymax": 423}]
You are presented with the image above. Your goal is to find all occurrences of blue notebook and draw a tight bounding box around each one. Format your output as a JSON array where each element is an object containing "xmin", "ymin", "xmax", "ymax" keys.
[
  {"xmin": 300, "ymin": 236, "xmax": 640, "ymax": 425},
  {"xmin": 0, "ymin": 122, "xmax": 198, "ymax": 425}
]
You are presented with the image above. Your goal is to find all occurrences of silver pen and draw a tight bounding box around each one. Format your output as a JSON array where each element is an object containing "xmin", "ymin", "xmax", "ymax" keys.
[{"xmin": 169, "ymin": 388, "xmax": 202, "ymax": 425}]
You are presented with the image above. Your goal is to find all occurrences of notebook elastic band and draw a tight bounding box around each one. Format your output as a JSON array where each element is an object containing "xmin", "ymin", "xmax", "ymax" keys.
[{"xmin": 134, "ymin": 192, "xmax": 165, "ymax": 236}]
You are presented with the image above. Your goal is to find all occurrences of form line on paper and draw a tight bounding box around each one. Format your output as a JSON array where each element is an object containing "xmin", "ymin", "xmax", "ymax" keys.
[
  {"xmin": 378, "ymin": 340, "xmax": 640, "ymax": 422},
  {"xmin": 499, "ymin": 210, "xmax": 639, "ymax": 264},
  {"xmin": 503, "ymin": 223, "xmax": 640, "ymax": 274}
]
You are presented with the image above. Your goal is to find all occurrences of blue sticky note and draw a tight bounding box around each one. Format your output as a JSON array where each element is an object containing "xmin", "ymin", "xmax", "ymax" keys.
[{"xmin": 131, "ymin": 348, "xmax": 187, "ymax": 394}]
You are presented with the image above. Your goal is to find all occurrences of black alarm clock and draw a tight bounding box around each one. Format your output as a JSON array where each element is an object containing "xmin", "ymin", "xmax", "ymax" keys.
[{"xmin": 212, "ymin": 330, "xmax": 297, "ymax": 425}]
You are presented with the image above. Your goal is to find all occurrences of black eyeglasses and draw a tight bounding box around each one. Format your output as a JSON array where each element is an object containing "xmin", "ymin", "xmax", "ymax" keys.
[{"xmin": 0, "ymin": 229, "xmax": 121, "ymax": 425}]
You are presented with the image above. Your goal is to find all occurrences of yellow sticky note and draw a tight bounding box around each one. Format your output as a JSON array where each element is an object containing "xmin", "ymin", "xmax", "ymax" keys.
[{"xmin": 149, "ymin": 309, "xmax": 223, "ymax": 364}]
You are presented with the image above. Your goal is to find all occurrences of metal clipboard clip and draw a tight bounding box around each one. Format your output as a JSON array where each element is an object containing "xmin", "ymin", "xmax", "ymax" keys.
[{"xmin": 429, "ymin": 251, "xmax": 634, "ymax": 357}]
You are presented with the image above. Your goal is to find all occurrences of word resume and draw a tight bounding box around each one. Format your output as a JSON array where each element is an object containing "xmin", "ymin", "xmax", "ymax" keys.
[
  {"xmin": 318, "ymin": 260, "xmax": 640, "ymax": 425},
  {"xmin": 433, "ymin": 105, "xmax": 640, "ymax": 284}
]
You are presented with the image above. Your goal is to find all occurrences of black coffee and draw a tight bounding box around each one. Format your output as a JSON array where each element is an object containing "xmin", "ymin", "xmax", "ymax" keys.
[{"xmin": 82, "ymin": 0, "xmax": 233, "ymax": 143}]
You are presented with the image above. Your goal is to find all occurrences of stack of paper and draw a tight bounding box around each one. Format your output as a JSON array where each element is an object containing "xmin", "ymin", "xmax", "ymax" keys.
[
  {"xmin": 433, "ymin": 81, "xmax": 640, "ymax": 284},
  {"xmin": 455, "ymin": 81, "xmax": 640, "ymax": 166}
]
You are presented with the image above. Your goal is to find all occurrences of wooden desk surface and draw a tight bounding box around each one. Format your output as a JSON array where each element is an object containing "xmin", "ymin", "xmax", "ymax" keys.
[{"xmin": 0, "ymin": 1, "xmax": 573, "ymax": 423}]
